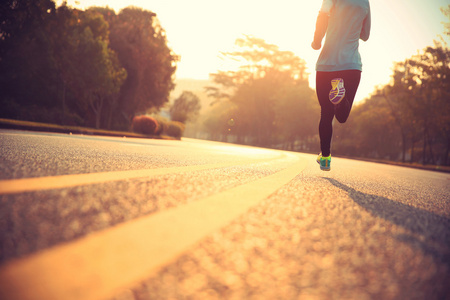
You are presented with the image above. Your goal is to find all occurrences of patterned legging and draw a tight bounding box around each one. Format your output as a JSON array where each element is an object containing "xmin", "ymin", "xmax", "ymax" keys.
[{"xmin": 316, "ymin": 70, "xmax": 361, "ymax": 157}]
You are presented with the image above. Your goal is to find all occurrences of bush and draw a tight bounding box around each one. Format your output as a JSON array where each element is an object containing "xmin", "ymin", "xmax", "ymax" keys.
[
  {"xmin": 152, "ymin": 115, "xmax": 169, "ymax": 135},
  {"xmin": 0, "ymin": 98, "xmax": 85, "ymax": 126},
  {"xmin": 131, "ymin": 115, "xmax": 159, "ymax": 135},
  {"xmin": 166, "ymin": 121, "xmax": 185, "ymax": 139},
  {"xmin": 0, "ymin": 98, "xmax": 21, "ymax": 119}
]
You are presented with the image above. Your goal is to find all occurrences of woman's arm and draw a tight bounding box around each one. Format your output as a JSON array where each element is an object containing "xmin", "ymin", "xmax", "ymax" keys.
[
  {"xmin": 360, "ymin": 4, "xmax": 371, "ymax": 41},
  {"xmin": 312, "ymin": 0, "xmax": 333, "ymax": 50}
]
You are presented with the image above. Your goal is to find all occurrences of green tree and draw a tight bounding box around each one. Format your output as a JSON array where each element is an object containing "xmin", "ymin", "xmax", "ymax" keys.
[
  {"xmin": 102, "ymin": 7, "xmax": 178, "ymax": 126},
  {"xmin": 207, "ymin": 36, "xmax": 315, "ymax": 148},
  {"xmin": 0, "ymin": 2, "xmax": 177, "ymax": 130},
  {"xmin": 170, "ymin": 91, "xmax": 201, "ymax": 124},
  {"xmin": 274, "ymin": 83, "xmax": 318, "ymax": 150},
  {"xmin": 335, "ymin": 42, "xmax": 450, "ymax": 165},
  {"xmin": 0, "ymin": 0, "xmax": 60, "ymax": 121},
  {"xmin": 75, "ymin": 9, "xmax": 127, "ymax": 129},
  {"xmin": 442, "ymin": 5, "xmax": 450, "ymax": 36},
  {"xmin": 50, "ymin": 4, "xmax": 79, "ymax": 123},
  {"xmin": 203, "ymin": 101, "xmax": 237, "ymax": 141},
  {"xmin": 0, "ymin": 1, "xmax": 127, "ymax": 127},
  {"xmin": 50, "ymin": 7, "xmax": 126, "ymax": 129},
  {"xmin": 387, "ymin": 44, "xmax": 450, "ymax": 164},
  {"xmin": 334, "ymin": 97, "xmax": 400, "ymax": 160},
  {"xmin": 0, "ymin": 0, "xmax": 56, "ymax": 52}
]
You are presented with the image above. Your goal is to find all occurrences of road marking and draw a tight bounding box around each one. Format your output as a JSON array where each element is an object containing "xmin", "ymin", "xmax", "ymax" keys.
[
  {"xmin": 0, "ymin": 155, "xmax": 287, "ymax": 195},
  {"xmin": 0, "ymin": 155, "xmax": 307, "ymax": 300}
]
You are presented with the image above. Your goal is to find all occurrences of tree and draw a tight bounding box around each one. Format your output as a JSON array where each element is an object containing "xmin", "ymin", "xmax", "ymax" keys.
[
  {"xmin": 170, "ymin": 91, "xmax": 201, "ymax": 124},
  {"xmin": 334, "ymin": 97, "xmax": 400, "ymax": 160},
  {"xmin": 76, "ymin": 9, "xmax": 127, "ymax": 129},
  {"xmin": 206, "ymin": 36, "xmax": 315, "ymax": 148},
  {"xmin": 334, "ymin": 42, "xmax": 450, "ymax": 165},
  {"xmin": 0, "ymin": 0, "xmax": 60, "ymax": 121},
  {"xmin": 0, "ymin": 0, "xmax": 56, "ymax": 48},
  {"xmin": 0, "ymin": 2, "xmax": 176, "ymax": 130},
  {"xmin": 203, "ymin": 101, "xmax": 238, "ymax": 141},
  {"xmin": 274, "ymin": 83, "xmax": 318, "ymax": 150},
  {"xmin": 103, "ymin": 7, "xmax": 178, "ymax": 125},
  {"xmin": 0, "ymin": 1, "xmax": 126, "ymax": 127},
  {"xmin": 387, "ymin": 44, "xmax": 450, "ymax": 164},
  {"xmin": 49, "ymin": 6, "xmax": 127, "ymax": 129},
  {"xmin": 49, "ymin": 4, "xmax": 79, "ymax": 123},
  {"xmin": 442, "ymin": 5, "xmax": 450, "ymax": 36}
]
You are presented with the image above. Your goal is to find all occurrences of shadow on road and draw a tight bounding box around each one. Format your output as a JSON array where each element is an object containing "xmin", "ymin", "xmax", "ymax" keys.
[{"xmin": 323, "ymin": 177, "xmax": 450, "ymax": 267}]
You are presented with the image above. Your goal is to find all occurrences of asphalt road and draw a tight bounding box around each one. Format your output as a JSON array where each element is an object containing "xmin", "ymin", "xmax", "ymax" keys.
[{"xmin": 0, "ymin": 129, "xmax": 449, "ymax": 300}]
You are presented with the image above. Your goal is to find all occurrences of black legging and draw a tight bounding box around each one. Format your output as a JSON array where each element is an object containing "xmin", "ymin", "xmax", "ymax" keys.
[{"xmin": 316, "ymin": 70, "xmax": 361, "ymax": 157}]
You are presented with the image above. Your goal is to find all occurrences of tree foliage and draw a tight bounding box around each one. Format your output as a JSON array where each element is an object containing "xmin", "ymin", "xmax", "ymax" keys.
[
  {"xmin": 204, "ymin": 36, "xmax": 318, "ymax": 148},
  {"xmin": 0, "ymin": 1, "xmax": 177, "ymax": 130},
  {"xmin": 50, "ymin": 7, "xmax": 127, "ymax": 128},
  {"xmin": 201, "ymin": 34, "xmax": 449, "ymax": 165},
  {"xmin": 334, "ymin": 43, "xmax": 450, "ymax": 165},
  {"xmin": 97, "ymin": 6, "xmax": 178, "ymax": 122},
  {"xmin": 442, "ymin": 5, "xmax": 450, "ymax": 37},
  {"xmin": 170, "ymin": 91, "xmax": 201, "ymax": 124},
  {"xmin": 0, "ymin": 0, "xmax": 60, "ymax": 120}
]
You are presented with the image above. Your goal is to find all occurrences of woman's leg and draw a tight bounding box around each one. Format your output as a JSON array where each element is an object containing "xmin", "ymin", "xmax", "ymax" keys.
[
  {"xmin": 316, "ymin": 70, "xmax": 361, "ymax": 156},
  {"xmin": 335, "ymin": 70, "xmax": 361, "ymax": 123},
  {"xmin": 316, "ymin": 71, "xmax": 335, "ymax": 157}
]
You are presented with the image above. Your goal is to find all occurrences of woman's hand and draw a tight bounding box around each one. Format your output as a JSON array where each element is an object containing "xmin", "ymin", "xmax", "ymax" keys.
[{"xmin": 311, "ymin": 41, "xmax": 322, "ymax": 50}]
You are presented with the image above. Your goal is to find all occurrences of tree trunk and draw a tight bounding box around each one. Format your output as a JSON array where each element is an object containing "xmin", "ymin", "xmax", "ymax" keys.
[
  {"xmin": 401, "ymin": 131, "xmax": 406, "ymax": 163},
  {"xmin": 90, "ymin": 93, "xmax": 104, "ymax": 129},
  {"xmin": 422, "ymin": 129, "xmax": 427, "ymax": 165},
  {"xmin": 428, "ymin": 135, "xmax": 435, "ymax": 165},
  {"xmin": 61, "ymin": 81, "xmax": 67, "ymax": 125},
  {"xmin": 106, "ymin": 95, "xmax": 118, "ymax": 130},
  {"xmin": 445, "ymin": 137, "xmax": 450, "ymax": 166},
  {"xmin": 95, "ymin": 98, "xmax": 103, "ymax": 129},
  {"xmin": 410, "ymin": 139, "xmax": 415, "ymax": 163}
]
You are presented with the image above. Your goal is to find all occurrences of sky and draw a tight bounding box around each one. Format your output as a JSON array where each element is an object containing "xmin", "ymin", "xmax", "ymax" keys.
[{"xmin": 56, "ymin": 0, "xmax": 449, "ymax": 103}]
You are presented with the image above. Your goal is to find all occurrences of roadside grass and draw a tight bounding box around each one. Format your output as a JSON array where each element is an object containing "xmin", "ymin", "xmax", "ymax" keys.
[{"xmin": 0, "ymin": 118, "xmax": 175, "ymax": 140}]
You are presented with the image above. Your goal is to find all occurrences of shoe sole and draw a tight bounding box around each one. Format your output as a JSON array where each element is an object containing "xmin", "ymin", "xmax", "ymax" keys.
[
  {"xmin": 316, "ymin": 158, "xmax": 331, "ymax": 171},
  {"xmin": 329, "ymin": 78, "xmax": 345, "ymax": 105}
]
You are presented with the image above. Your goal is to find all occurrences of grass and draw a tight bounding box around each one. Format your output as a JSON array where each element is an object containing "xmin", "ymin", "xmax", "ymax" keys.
[{"xmin": 0, "ymin": 118, "xmax": 174, "ymax": 140}]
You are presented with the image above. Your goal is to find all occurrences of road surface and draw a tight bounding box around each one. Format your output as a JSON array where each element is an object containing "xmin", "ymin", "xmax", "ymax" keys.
[{"xmin": 0, "ymin": 129, "xmax": 449, "ymax": 300}]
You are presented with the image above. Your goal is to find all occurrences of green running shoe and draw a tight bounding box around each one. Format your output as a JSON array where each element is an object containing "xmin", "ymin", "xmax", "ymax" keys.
[{"xmin": 317, "ymin": 153, "xmax": 331, "ymax": 171}]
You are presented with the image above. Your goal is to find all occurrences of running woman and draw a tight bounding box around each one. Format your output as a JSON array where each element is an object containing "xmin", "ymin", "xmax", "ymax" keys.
[{"xmin": 312, "ymin": 0, "xmax": 371, "ymax": 171}]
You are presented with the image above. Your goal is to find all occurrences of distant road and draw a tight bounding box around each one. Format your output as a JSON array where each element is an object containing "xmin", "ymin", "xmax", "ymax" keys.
[{"xmin": 0, "ymin": 129, "xmax": 449, "ymax": 300}]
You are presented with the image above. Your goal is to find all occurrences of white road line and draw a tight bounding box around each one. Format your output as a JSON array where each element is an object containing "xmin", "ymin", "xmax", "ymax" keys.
[
  {"xmin": 0, "ymin": 155, "xmax": 307, "ymax": 300},
  {"xmin": 0, "ymin": 155, "xmax": 287, "ymax": 195}
]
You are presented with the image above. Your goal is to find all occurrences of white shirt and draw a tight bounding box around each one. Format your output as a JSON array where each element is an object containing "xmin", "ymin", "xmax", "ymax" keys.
[{"xmin": 316, "ymin": 0, "xmax": 371, "ymax": 72}]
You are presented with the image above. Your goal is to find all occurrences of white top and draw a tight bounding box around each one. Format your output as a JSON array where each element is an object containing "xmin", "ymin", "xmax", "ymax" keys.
[{"xmin": 316, "ymin": 0, "xmax": 371, "ymax": 72}]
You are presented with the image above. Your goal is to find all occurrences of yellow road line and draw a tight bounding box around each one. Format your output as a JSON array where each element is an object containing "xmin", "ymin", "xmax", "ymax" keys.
[
  {"xmin": 0, "ymin": 156, "xmax": 307, "ymax": 300},
  {"xmin": 0, "ymin": 155, "xmax": 287, "ymax": 195}
]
